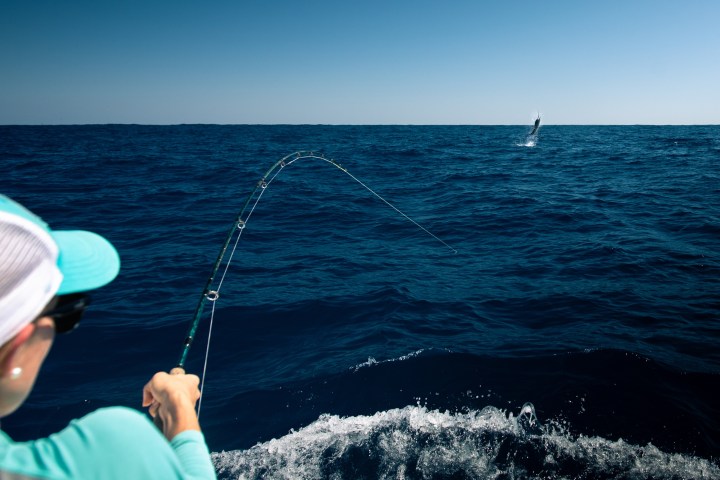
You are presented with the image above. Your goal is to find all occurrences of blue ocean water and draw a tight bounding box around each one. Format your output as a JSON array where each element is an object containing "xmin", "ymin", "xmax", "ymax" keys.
[{"xmin": 2, "ymin": 124, "xmax": 719, "ymax": 479}]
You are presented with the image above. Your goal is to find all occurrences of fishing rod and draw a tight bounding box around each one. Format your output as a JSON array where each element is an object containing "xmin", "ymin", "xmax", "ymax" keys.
[{"xmin": 174, "ymin": 151, "xmax": 456, "ymax": 411}]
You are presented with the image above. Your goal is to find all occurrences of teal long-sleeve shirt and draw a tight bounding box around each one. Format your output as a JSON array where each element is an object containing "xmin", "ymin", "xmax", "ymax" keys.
[{"xmin": 0, "ymin": 406, "xmax": 216, "ymax": 480}]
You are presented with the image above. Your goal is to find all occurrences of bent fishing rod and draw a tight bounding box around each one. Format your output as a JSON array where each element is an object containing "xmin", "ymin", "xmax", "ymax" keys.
[{"xmin": 172, "ymin": 151, "xmax": 456, "ymax": 410}]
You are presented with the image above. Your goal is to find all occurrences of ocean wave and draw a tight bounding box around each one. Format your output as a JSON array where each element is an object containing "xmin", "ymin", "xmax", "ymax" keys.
[{"xmin": 212, "ymin": 404, "xmax": 719, "ymax": 480}]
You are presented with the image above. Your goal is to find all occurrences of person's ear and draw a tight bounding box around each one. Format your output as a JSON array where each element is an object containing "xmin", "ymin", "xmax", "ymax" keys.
[{"xmin": 0, "ymin": 323, "xmax": 37, "ymax": 379}]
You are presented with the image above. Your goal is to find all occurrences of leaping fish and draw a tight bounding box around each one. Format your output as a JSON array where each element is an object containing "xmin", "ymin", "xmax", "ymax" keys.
[{"xmin": 529, "ymin": 114, "xmax": 541, "ymax": 136}]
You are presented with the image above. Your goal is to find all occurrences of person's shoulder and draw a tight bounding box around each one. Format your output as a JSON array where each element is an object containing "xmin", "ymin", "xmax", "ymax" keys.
[
  {"xmin": 69, "ymin": 406, "xmax": 163, "ymax": 445},
  {"xmin": 80, "ymin": 406, "xmax": 151, "ymax": 426},
  {"xmin": 75, "ymin": 408, "xmax": 215, "ymax": 479},
  {"xmin": 1, "ymin": 407, "xmax": 191, "ymax": 480},
  {"xmin": 62, "ymin": 407, "xmax": 189, "ymax": 477}
]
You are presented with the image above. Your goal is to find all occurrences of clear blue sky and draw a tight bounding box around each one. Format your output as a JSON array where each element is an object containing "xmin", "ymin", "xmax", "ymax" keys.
[{"xmin": 1, "ymin": 0, "xmax": 718, "ymax": 125}]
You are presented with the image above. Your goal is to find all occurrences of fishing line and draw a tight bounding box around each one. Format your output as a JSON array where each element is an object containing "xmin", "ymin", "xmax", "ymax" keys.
[{"xmin": 179, "ymin": 151, "xmax": 456, "ymax": 416}]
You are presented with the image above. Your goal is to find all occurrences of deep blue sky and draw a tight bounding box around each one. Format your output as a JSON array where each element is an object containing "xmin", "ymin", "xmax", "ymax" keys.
[{"xmin": 2, "ymin": 1, "xmax": 718, "ymax": 124}]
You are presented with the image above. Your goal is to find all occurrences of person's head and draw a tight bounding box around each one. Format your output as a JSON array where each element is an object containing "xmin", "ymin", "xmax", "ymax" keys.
[{"xmin": 0, "ymin": 195, "xmax": 120, "ymax": 417}]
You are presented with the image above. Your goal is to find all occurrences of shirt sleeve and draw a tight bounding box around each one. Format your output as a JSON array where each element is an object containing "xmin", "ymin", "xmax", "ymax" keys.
[
  {"xmin": 0, "ymin": 406, "xmax": 216, "ymax": 480},
  {"xmin": 170, "ymin": 430, "xmax": 217, "ymax": 480}
]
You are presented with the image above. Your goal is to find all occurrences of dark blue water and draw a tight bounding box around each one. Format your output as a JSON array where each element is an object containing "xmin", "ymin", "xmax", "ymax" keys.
[{"xmin": 2, "ymin": 125, "xmax": 719, "ymax": 479}]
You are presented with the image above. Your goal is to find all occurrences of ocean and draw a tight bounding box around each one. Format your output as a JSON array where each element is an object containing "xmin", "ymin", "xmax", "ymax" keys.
[{"xmin": 2, "ymin": 124, "xmax": 719, "ymax": 479}]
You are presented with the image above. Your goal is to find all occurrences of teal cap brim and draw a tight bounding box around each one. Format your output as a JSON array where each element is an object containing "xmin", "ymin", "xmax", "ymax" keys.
[{"xmin": 52, "ymin": 230, "xmax": 120, "ymax": 295}]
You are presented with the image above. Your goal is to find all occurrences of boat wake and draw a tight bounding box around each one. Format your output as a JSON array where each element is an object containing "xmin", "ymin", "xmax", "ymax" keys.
[{"xmin": 212, "ymin": 404, "xmax": 719, "ymax": 479}]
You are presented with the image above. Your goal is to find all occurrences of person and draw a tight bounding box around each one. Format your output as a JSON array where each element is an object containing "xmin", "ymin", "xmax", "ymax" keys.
[{"xmin": 0, "ymin": 194, "xmax": 216, "ymax": 479}]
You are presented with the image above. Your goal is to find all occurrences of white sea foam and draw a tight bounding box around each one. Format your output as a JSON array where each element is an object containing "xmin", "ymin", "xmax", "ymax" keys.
[
  {"xmin": 350, "ymin": 349, "xmax": 429, "ymax": 372},
  {"xmin": 211, "ymin": 404, "xmax": 720, "ymax": 479}
]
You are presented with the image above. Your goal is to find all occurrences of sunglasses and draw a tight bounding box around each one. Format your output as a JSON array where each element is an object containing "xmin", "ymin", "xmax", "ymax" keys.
[{"xmin": 38, "ymin": 293, "xmax": 91, "ymax": 334}]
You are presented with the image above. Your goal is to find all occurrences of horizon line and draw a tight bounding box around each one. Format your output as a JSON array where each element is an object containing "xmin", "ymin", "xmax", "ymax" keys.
[{"xmin": 2, "ymin": 122, "xmax": 718, "ymax": 127}]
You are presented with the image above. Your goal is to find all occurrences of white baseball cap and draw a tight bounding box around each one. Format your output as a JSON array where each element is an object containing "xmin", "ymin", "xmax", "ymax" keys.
[{"xmin": 0, "ymin": 194, "xmax": 120, "ymax": 345}]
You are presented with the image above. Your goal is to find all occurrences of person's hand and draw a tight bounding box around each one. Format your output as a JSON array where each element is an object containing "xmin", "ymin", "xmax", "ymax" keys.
[{"xmin": 142, "ymin": 368, "xmax": 202, "ymax": 440}]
